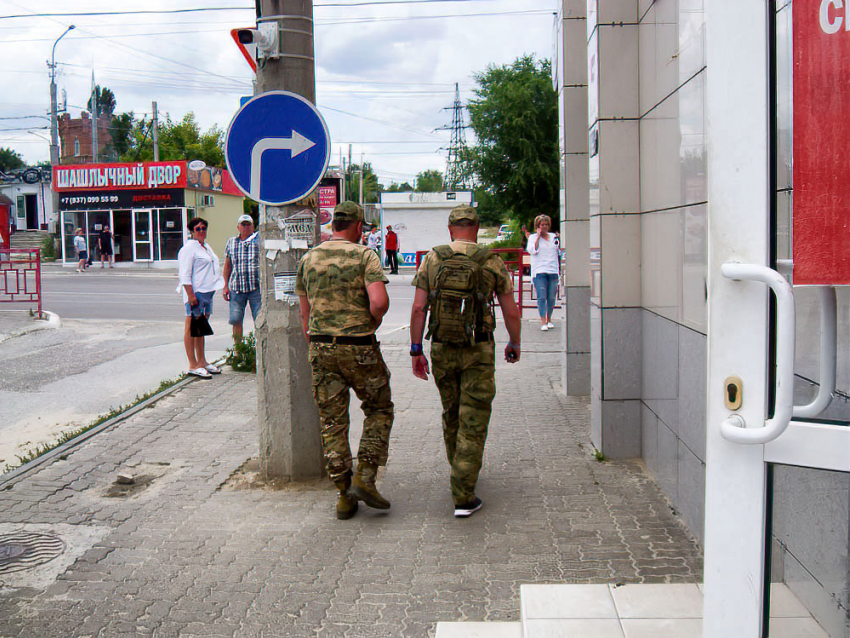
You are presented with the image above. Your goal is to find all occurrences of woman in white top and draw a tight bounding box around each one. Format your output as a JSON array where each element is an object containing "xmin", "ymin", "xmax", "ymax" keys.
[
  {"xmin": 177, "ymin": 217, "xmax": 224, "ymax": 378},
  {"xmin": 526, "ymin": 214, "xmax": 560, "ymax": 331}
]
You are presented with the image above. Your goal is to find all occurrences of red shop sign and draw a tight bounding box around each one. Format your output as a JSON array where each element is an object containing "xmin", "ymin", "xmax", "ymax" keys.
[{"xmin": 793, "ymin": 0, "xmax": 850, "ymax": 285}]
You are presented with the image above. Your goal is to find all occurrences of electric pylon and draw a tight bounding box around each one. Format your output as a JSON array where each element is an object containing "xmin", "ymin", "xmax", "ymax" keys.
[{"xmin": 438, "ymin": 83, "xmax": 471, "ymax": 190}]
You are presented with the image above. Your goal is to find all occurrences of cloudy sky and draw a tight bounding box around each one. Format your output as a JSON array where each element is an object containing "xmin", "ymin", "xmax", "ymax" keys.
[{"xmin": 0, "ymin": 0, "xmax": 557, "ymax": 186}]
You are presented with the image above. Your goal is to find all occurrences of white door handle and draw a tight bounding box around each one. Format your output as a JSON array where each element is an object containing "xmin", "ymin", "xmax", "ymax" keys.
[
  {"xmin": 793, "ymin": 287, "xmax": 836, "ymax": 418},
  {"xmin": 720, "ymin": 262, "xmax": 795, "ymax": 444}
]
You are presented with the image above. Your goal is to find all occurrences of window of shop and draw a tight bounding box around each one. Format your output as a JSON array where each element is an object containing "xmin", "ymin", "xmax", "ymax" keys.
[
  {"xmin": 156, "ymin": 208, "xmax": 184, "ymax": 261},
  {"xmin": 62, "ymin": 211, "xmax": 86, "ymax": 261}
]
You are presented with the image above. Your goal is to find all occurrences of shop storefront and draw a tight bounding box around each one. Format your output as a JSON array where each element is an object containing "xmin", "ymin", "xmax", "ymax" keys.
[{"xmin": 53, "ymin": 161, "xmax": 243, "ymax": 265}]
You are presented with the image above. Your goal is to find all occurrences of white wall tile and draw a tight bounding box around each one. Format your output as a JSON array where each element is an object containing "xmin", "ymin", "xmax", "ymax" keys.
[
  {"xmin": 642, "ymin": 209, "xmax": 683, "ymax": 322},
  {"xmin": 601, "ymin": 213, "xmax": 641, "ymax": 307},
  {"xmin": 598, "ymin": 24, "xmax": 639, "ymax": 119},
  {"xmin": 564, "ymin": 17, "xmax": 590, "ymax": 86},
  {"xmin": 599, "ymin": 120, "xmax": 640, "ymax": 214},
  {"xmin": 566, "ymin": 219, "xmax": 590, "ymax": 286}
]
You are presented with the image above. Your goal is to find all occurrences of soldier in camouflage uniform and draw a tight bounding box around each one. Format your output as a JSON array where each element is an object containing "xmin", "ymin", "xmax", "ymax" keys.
[
  {"xmin": 296, "ymin": 201, "xmax": 394, "ymax": 520},
  {"xmin": 409, "ymin": 204, "xmax": 522, "ymax": 518}
]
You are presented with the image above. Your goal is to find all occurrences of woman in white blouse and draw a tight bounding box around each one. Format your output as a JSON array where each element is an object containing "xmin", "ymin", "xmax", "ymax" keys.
[
  {"xmin": 177, "ymin": 217, "xmax": 224, "ymax": 378},
  {"xmin": 526, "ymin": 214, "xmax": 560, "ymax": 331}
]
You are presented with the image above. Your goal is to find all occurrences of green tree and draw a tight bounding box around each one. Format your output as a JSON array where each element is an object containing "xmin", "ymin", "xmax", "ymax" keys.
[
  {"xmin": 87, "ymin": 85, "xmax": 117, "ymax": 117},
  {"xmin": 415, "ymin": 169, "xmax": 444, "ymax": 192},
  {"xmin": 464, "ymin": 55, "xmax": 559, "ymax": 228},
  {"xmin": 109, "ymin": 112, "xmax": 134, "ymax": 159},
  {"xmin": 386, "ymin": 181, "xmax": 413, "ymax": 192},
  {"xmin": 0, "ymin": 148, "xmax": 25, "ymax": 172},
  {"xmin": 121, "ymin": 112, "xmax": 224, "ymax": 167},
  {"xmin": 345, "ymin": 162, "xmax": 381, "ymax": 203}
]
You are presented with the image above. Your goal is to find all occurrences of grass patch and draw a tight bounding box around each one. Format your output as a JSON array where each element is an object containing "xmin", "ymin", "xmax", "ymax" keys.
[
  {"xmin": 4, "ymin": 375, "xmax": 187, "ymax": 474},
  {"xmin": 226, "ymin": 332, "xmax": 257, "ymax": 373}
]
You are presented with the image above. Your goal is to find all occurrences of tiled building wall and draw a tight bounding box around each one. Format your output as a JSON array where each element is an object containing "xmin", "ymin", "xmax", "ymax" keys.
[
  {"xmin": 636, "ymin": 0, "xmax": 707, "ymax": 545},
  {"xmin": 559, "ymin": 0, "xmax": 590, "ymax": 396}
]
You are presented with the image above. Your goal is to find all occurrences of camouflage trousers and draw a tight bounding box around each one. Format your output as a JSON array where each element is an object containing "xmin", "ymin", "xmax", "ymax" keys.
[
  {"xmin": 308, "ymin": 342, "xmax": 394, "ymax": 483},
  {"xmin": 431, "ymin": 341, "xmax": 496, "ymax": 505}
]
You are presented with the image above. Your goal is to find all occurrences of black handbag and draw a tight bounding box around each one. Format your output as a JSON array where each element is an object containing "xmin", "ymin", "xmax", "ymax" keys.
[{"xmin": 189, "ymin": 312, "xmax": 214, "ymax": 337}]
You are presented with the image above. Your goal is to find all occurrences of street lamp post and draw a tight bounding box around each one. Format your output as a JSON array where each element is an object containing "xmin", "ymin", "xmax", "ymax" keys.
[
  {"xmin": 48, "ymin": 25, "xmax": 73, "ymax": 236},
  {"xmin": 49, "ymin": 25, "xmax": 74, "ymax": 170}
]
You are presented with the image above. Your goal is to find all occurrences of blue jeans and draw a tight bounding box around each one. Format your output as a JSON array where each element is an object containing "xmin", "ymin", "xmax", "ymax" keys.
[
  {"xmin": 533, "ymin": 273, "xmax": 558, "ymax": 320},
  {"xmin": 185, "ymin": 290, "xmax": 214, "ymax": 316},
  {"xmin": 229, "ymin": 289, "xmax": 262, "ymax": 325}
]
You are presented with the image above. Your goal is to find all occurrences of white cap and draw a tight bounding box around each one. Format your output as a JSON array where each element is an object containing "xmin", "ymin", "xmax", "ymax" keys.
[{"xmin": 237, "ymin": 214, "xmax": 253, "ymax": 224}]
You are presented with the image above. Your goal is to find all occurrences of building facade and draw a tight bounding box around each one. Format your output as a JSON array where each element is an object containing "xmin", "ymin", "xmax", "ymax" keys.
[
  {"xmin": 379, "ymin": 191, "xmax": 475, "ymax": 266},
  {"xmin": 53, "ymin": 160, "xmax": 243, "ymax": 265},
  {"xmin": 558, "ymin": 1, "xmax": 848, "ymax": 635},
  {"xmin": 58, "ymin": 112, "xmax": 113, "ymax": 165}
]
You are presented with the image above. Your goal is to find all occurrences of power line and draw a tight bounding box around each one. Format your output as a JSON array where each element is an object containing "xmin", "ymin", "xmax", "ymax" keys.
[{"xmin": 0, "ymin": 1, "xmax": 514, "ymax": 20}]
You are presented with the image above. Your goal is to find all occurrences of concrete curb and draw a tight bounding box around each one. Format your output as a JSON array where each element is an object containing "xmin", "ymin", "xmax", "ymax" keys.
[{"xmin": 0, "ymin": 310, "xmax": 62, "ymax": 345}]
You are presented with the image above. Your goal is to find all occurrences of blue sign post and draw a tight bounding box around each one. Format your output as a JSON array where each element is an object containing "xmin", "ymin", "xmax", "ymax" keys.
[{"xmin": 225, "ymin": 91, "xmax": 331, "ymax": 206}]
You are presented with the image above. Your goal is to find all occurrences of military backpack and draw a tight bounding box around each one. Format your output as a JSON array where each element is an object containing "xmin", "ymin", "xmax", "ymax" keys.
[{"xmin": 425, "ymin": 244, "xmax": 496, "ymax": 346}]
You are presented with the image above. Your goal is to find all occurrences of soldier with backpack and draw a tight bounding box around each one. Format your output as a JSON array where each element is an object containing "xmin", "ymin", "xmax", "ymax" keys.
[{"xmin": 409, "ymin": 204, "xmax": 522, "ymax": 518}]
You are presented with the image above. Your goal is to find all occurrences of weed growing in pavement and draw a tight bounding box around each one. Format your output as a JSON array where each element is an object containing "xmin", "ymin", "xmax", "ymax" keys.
[
  {"xmin": 40, "ymin": 234, "xmax": 57, "ymax": 261},
  {"xmin": 594, "ymin": 450, "xmax": 607, "ymax": 462},
  {"xmin": 3, "ymin": 375, "xmax": 187, "ymax": 474},
  {"xmin": 226, "ymin": 331, "xmax": 256, "ymax": 373}
]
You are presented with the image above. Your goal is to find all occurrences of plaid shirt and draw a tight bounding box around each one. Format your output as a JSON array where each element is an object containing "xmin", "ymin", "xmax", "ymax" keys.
[{"xmin": 224, "ymin": 233, "xmax": 260, "ymax": 293}]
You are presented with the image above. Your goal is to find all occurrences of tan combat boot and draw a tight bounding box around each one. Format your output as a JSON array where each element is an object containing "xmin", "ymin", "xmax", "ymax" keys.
[
  {"xmin": 351, "ymin": 461, "xmax": 391, "ymax": 509},
  {"xmin": 334, "ymin": 474, "xmax": 358, "ymax": 520}
]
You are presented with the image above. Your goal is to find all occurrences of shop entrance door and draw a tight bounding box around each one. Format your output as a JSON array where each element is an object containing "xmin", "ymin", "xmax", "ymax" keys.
[
  {"xmin": 704, "ymin": 2, "xmax": 849, "ymax": 637},
  {"xmin": 132, "ymin": 209, "xmax": 153, "ymax": 261}
]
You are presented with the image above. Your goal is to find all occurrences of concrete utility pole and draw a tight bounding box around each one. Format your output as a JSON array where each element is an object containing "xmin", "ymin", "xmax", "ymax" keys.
[
  {"xmin": 255, "ymin": 0, "xmax": 323, "ymax": 481},
  {"xmin": 90, "ymin": 74, "xmax": 98, "ymax": 163},
  {"xmin": 151, "ymin": 101, "xmax": 159, "ymax": 162}
]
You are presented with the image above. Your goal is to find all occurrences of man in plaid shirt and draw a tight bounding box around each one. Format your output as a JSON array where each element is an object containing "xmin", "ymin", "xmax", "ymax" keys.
[{"xmin": 222, "ymin": 214, "xmax": 261, "ymax": 342}]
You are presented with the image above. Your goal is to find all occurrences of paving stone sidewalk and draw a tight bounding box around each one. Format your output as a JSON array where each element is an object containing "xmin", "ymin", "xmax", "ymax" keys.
[{"xmin": 0, "ymin": 326, "xmax": 703, "ymax": 638}]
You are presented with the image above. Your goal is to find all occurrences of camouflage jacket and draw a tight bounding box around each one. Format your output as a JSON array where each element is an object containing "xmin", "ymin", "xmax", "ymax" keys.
[{"xmin": 296, "ymin": 238, "xmax": 388, "ymax": 336}]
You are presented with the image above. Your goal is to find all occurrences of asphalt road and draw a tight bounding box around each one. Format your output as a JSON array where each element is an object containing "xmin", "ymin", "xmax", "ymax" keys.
[{"xmin": 40, "ymin": 266, "xmax": 417, "ymax": 331}]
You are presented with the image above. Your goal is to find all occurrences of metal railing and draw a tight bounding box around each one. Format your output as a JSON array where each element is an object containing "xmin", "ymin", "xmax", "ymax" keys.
[{"xmin": 0, "ymin": 248, "xmax": 43, "ymax": 319}]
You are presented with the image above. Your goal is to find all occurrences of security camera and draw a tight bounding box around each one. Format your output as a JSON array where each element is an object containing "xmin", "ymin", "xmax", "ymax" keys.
[{"xmin": 236, "ymin": 22, "xmax": 279, "ymax": 59}]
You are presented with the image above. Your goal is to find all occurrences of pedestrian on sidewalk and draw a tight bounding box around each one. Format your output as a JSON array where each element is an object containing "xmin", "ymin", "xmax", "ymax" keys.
[
  {"xmin": 296, "ymin": 201, "xmax": 395, "ymax": 520},
  {"xmin": 409, "ymin": 204, "xmax": 522, "ymax": 518},
  {"xmin": 177, "ymin": 217, "xmax": 224, "ymax": 379},
  {"xmin": 222, "ymin": 214, "xmax": 260, "ymax": 343},
  {"xmin": 385, "ymin": 225, "xmax": 399, "ymax": 274},
  {"xmin": 73, "ymin": 228, "xmax": 87, "ymax": 273},
  {"xmin": 527, "ymin": 214, "xmax": 560, "ymax": 331},
  {"xmin": 367, "ymin": 225, "xmax": 381, "ymax": 256},
  {"xmin": 98, "ymin": 225, "xmax": 114, "ymax": 268}
]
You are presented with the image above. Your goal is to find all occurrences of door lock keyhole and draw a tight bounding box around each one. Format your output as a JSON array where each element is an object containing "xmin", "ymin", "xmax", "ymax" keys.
[{"xmin": 724, "ymin": 376, "xmax": 743, "ymax": 410}]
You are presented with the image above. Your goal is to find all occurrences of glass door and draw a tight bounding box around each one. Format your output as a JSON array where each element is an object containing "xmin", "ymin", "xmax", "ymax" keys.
[
  {"xmin": 704, "ymin": 2, "xmax": 850, "ymax": 637},
  {"xmin": 132, "ymin": 209, "xmax": 153, "ymax": 262}
]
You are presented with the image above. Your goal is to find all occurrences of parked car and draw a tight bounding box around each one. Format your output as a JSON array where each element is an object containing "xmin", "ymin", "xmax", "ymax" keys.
[{"xmin": 496, "ymin": 224, "xmax": 512, "ymax": 242}]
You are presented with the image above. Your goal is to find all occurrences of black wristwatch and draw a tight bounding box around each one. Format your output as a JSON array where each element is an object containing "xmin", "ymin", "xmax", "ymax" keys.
[{"xmin": 410, "ymin": 343, "xmax": 423, "ymax": 356}]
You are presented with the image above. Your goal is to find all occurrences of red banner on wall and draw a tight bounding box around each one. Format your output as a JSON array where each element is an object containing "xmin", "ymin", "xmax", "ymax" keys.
[{"xmin": 793, "ymin": 1, "xmax": 850, "ymax": 285}]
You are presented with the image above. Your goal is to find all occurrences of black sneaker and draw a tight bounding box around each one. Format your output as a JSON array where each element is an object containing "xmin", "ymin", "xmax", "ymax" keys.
[{"xmin": 454, "ymin": 497, "xmax": 483, "ymax": 518}]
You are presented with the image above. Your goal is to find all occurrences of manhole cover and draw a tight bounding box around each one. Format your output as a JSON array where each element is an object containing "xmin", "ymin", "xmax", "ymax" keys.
[{"xmin": 0, "ymin": 532, "xmax": 65, "ymax": 575}]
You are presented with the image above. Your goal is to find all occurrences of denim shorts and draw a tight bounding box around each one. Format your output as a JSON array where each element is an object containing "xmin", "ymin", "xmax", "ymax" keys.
[
  {"xmin": 229, "ymin": 288, "xmax": 262, "ymax": 325},
  {"xmin": 185, "ymin": 290, "xmax": 215, "ymax": 316}
]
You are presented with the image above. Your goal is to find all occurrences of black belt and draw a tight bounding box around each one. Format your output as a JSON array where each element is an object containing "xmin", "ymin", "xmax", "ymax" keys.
[
  {"xmin": 433, "ymin": 333, "xmax": 494, "ymax": 344},
  {"xmin": 309, "ymin": 334, "xmax": 377, "ymax": 345}
]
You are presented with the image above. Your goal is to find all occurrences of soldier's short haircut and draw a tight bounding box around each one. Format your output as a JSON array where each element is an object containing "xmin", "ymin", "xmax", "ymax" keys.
[
  {"xmin": 449, "ymin": 218, "xmax": 477, "ymax": 228},
  {"xmin": 333, "ymin": 219, "xmax": 358, "ymax": 232}
]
